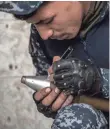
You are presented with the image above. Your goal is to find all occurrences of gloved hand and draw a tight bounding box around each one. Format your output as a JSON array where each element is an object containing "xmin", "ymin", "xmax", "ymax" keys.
[
  {"xmin": 33, "ymin": 88, "xmax": 57, "ymax": 119},
  {"xmin": 33, "ymin": 56, "xmax": 74, "ymax": 119},
  {"xmin": 52, "ymin": 57, "xmax": 100, "ymax": 96},
  {"xmin": 33, "ymin": 87, "xmax": 74, "ymax": 119}
]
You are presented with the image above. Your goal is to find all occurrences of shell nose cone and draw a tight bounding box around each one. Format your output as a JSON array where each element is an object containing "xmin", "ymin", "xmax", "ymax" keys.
[{"xmin": 21, "ymin": 76, "xmax": 26, "ymax": 84}]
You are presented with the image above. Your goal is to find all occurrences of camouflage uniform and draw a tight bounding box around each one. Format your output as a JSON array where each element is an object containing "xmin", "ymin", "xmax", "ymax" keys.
[
  {"xmin": 0, "ymin": 1, "xmax": 109, "ymax": 129},
  {"xmin": 28, "ymin": 5, "xmax": 109, "ymax": 127},
  {"xmin": 29, "ymin": 25, "xmax": 109, "ymax": 129},
  {"xmin": 51, "ymin": 69, "xmax": 109, "ymax": 129},
  {"xmin": 51, "ymin": 103, "xmax": 108, "ymax": 129}
]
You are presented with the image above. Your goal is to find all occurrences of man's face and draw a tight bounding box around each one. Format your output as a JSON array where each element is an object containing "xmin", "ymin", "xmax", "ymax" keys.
[{"xmin": 27, "ymin": 2, "xmax": 84, "ymax": 40}]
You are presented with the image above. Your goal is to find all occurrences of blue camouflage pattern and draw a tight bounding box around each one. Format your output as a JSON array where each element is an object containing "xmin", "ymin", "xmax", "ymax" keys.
[
  {"xmin": 29, "ymin": 23, "xmax": 110, "ymax": 125},
  {"xmin": 28, "ymin": 3, "xmax": 109, "ymax": 126},
  {"xmin": 21, "ymin": 1, "xmax": 109, "ymax": 128},
  {"xmin": 27, "ymin": 2, "xmax": 109, "ymax": 128},
  {"xmin": 0, "ymin": 1, "xmax": 108, "ymax": 128},
  {"xmin": 51, "ymin": 103, "xmax": 108, "ymax": 129},
  {"xmin": 51, "ymin": 68, "xmax": 109, "ymax": 129},
  {"xmin": 100, "ymin": 68, "xmax": 109, "ymax": 99},
  {"xmin": 0, "ymin": 1, "xmax": 43, "ymax": 15},
  {"xmin": 29, "ymin": 25, "xmax": 109, "ymax": 128}
]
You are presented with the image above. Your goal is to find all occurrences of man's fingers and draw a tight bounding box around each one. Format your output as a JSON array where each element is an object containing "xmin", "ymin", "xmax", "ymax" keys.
[
  {"xmin": 48, "ymin": 56, "xmax": 61, "ymax": 73},
  {"xmin": 48, "ymin": 66, "xmax": 53, "ymax": 74},
  {"xmin": 61, "ymin": 95, "xmax": 74, "ymax": 108},
  {"xmin": 48, "ymin": 56, "xmax": 61, "ymax": 75},
  {"xmin": 42, "ymin": 87, "xmax": 60, "ymax": 106},
  {"xmin": 48, "ymin": 74, "xmax": 54, "ymax": 82},
  {"xmin": 34, "ymin": 87, "xmax": 52, "ymax": 101},
  {"xmin": 53, "ymin": 56, "xmax": 61, "ymax": 63},
  {"xmin": 52, "ymin": 92, "xmax": 68, "ymax": 111}
]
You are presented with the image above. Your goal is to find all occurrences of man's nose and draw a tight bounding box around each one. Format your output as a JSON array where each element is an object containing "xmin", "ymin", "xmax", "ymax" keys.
[{"xmin": 35, "ymin": 25, "xmax": 53, "ymax": 40}]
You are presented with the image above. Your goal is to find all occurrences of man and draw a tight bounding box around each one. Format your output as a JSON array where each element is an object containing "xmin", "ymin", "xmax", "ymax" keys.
[{"xmin": 0, "ymin": 1, "xmax": 109, "ymax": 129}]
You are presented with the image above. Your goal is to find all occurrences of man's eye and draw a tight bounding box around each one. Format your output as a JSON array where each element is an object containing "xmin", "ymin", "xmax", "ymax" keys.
[{"xmin": 43, "ymin": 17, "xmax": 54, "ymax": 24}]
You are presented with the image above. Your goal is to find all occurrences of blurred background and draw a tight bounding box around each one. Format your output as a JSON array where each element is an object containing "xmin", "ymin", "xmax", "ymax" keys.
[{"xmin": 0, "ymin": 12, "xmax": 53, "ymax": 129}]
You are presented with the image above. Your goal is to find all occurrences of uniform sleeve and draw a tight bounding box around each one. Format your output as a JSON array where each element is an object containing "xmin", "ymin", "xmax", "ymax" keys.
[
  {"xmin": 28, "ymin": 24, "xmax": 50, "ymax": 76},
  {"xmin": 100, "ymin": 68, "xmax": 109, "ymax": 99}
]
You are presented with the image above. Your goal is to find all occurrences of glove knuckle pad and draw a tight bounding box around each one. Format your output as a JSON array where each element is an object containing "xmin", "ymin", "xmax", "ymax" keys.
[{"xmin": 52, "ymin": 58, "xmax": 97, "ymax": 96}]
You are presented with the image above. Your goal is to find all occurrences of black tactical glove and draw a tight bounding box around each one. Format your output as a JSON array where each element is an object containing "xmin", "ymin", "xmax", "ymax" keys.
[
  {"xmin": 33, "ymin": 92, "xmax": 57, "ymax": 119},
  {"xmin": 52, "ymin": 58, "xmax": 101, "ymax": 96}
]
